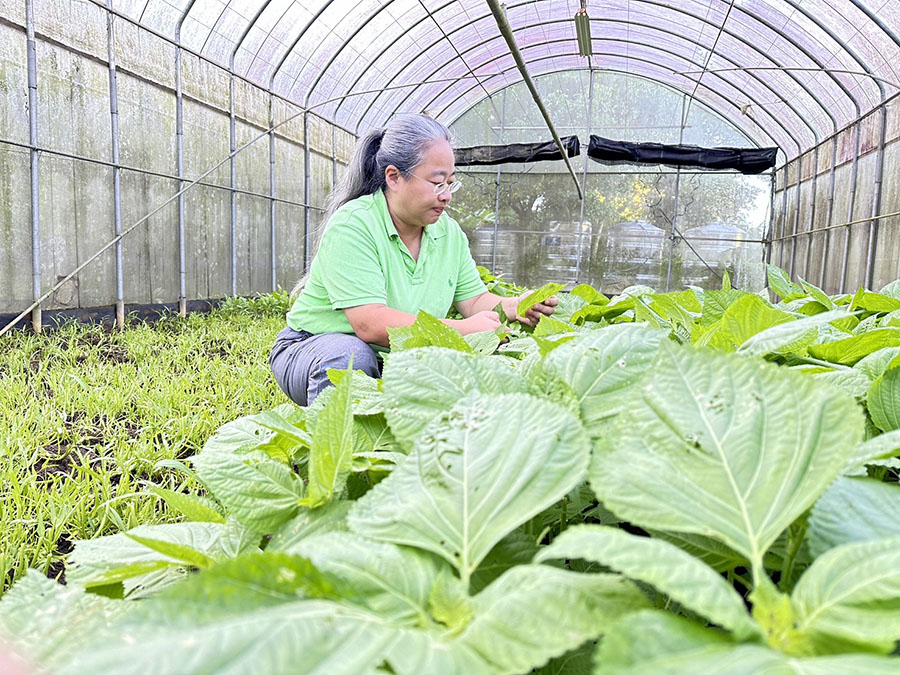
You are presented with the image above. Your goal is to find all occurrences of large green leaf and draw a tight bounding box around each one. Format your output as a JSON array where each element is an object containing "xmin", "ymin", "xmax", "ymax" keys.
[
  {"xmin": 792, "ymin": 537, "xmax": 900, "ymax": 653},
  {"xmin": 736, "ymin": 309, "xmax": 850, "ymax": 358},
  {"xmin": 517, "ymin": 282, "xmax": 566, "ymax": 316},
  {"xmin": 808, "ymin": 328, "xmax": 900, "ymax": 365},
  {"xmin": 0, "ymin": 572, "xmax": 128, "ymax": 670},
  {"xmin": 700, "ymin": 288, "xmax": 748, "ymax": 325},
  {"xmin": 67, "ymin": 522, "xmax": 229, "ymax": 597},
  {"xmin": 768, "ymin": 265, "xmax": 804, "ymax": 300},
  {"xmin": 842, "ymin": 429, "xmax": 900, "ymax": 472},
  {"xmin": 541, "ymin": 324, "xmax": 666, "ymax": 432},
  {"xmin": 455, "ymin": 565, "xmax": 649, "ymax": 674},
  {"xmin": 191, "ymin": 450, "xmax": 304, "ymax": 533},
  {"xmin": 387, "ymin": 310, "xmax": 473, "ymax": 352},
  {"xmin": 288, "ymin": 532, "xmax": 442, "ymax": 624},
  {"xmin": 854, "ymin": 346, "xmax": 900, "ymax": 380},
  {"xmin": 381, "ymin": 347, "xmax": 528, "ymax": 448},
  {"xmin": 302, "ymin": 368, "xmax": 355, "ymax": 507},
  {"xmin": 327, "ymin": 368, "xmax": 385, "ymax": 415},
  {"xmin": 536, "ymin": 525, "xmax": 758, "ymax": 639},
  {"xmin": 647, "ymin": 530, "xmax": 746, "ymax": 573},
  {"xmin": 808, "ymin": 478, "xmax": 900, "ymax": 557},
  {"xmin": 720, "ymin": 294, "xmax": 794, "ymax": 346},
  {"xmin": 266, "ymin": 500, "xmax": 352, "ymax": 551},
  {"xmin": 867, "ymin": 366, "xmax": 900, "ymax": 431},
  {"xmin": 149, "ymin": 486, "xmax": 225, "ymax": 523},
  {"xmin": 595, "ymin": 609, "xmax": 899, "ymax": 674},
  {"xmin": 349, "ymin": 392, "xmax": 590, "ymax": 586},
  {"xmin": 589, "ymin": 342, "xmax": 863, "ymax": 570}
]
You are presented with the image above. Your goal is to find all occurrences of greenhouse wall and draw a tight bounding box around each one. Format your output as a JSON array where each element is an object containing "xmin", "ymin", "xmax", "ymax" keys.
[
  {"xmin": 772, "ymin": 95, "xmax": 900, "ymax": 294},
  {"xmin": 0, "ymin": 0, "xmax": 353, "ymax": 321}
]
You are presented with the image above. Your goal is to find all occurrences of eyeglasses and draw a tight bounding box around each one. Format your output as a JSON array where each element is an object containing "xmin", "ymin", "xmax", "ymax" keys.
[{"xmin": 409, "ymin": 173, "xmax": 462, "ymax": 195}]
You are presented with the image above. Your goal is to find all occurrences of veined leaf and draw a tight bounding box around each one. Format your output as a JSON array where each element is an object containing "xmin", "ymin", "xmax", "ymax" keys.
[
  {"xmin": 720, "ymin": 294, "xmax": 794, "ymax": 347},
  {"xmin": 552, "ymin": 292, "xmax": 589, "ymax": 323},
  {"xmin": 595, "ymin": 609, "xmax": 900, "ymax": 674},
  {"xmin": 0, "ymin": 572, "xmax": 129, "ymax": 670},
  {"xmin": 349, "ymin": 392, "xmax": 590, "ymax": 586},
  {"xmin": 792, "ymin": 537, "xmax": 900, "ymax": 654},
  {"xmin": 517, "ymin": 283, "xmax": 566, "ymax": 317},
  {"xmin": 855, "ymin": 291, "xmax": 900, "ymax": 314},
  {"xmin": 570, "ymin": 284, "xmax": 608, "ymax": 305},
  {"xmin": 327, "ymin": 368, "xmax": 384, "ymax": 415},
  {"xmin": 463, "ymin": 330, "xmax": 501, "ymax": 355},
  {"xmin": 541, "ymin": 324, "xmax": 667, "ymax": 432},
  {"xmin": 809, "ymin": 368, "xmax": 871, "ymax": 399},
  {"xmin": 808, "ymin": 478, "xmax": 900, "ymax": 557},
  {"xmin": 880, "ymin": 279, "xmax": 900, "ymax": 300},
  {"xmin": 648, "ymin": 530, "xmax": 746, "ymax": 573},
  {"xmin": 290, "ymin": 532, "xmax": 442, "ymax": 624},
  {"xmin": 854, "ymin": 346, "xmax": 900, "ymax": 380},
  {"xmin": 456, "ymin": 565, "xmax": 648, "ymax": 674},
  {"xmin": 700, "ymin": 288, "xmax": 748, "ymax": 325},
  {"xmin": 303, "ymin": 368, "xmax": 355, "ymax": 507},
  {"xmin": 125, "ymin": 534, "xmax": 216, "ymax": 569},
  {"xmin": 67, "ymin": 522, "xmax": 227, "ymax": 597},
  {"xmin": 768, "ymin": 264, "xmax": 804, "ymax": 300},
  {"xmin": 387, "ymin": 310, "xmax": 473, "ymax": 353},
  {"xmin": 799, "ymin": 278, "xmax": 835, "ymax": 310},
  {"xmin": 589, "ymin": 342, "xmax": 863, "ymax": 570},
  {"xmin": 536, "ymin": 525, "xmax": 759, "ymax": 639},
  {"xmin": 843, "ymin": 429, "xmax": 900, "ymax": 473},
  {"xmin": 266, "ymin": 500, "xmax": 352, "ymax": 552},
  {"xmin": 808, "ymin": 328, "xmax": 900, "ymax": 365},
  {"xmin": 192, "ymin": 450, "xmax": 304, "ymax": 533},
  {"xmin": 867, "ymin": 366, "xmax": 900, "ymax": 431},
  {"xmin": 534, "ymin": 315, "xmax": 573, "ymax": 337},
  {"xmin": 149, "ymin": 486, "xmax": 225, "ymax": 524},
  {"xmin": 381, "ymin": 347, "xmax": 528, "ymax": 448},
  {"xmin": 469, "ymin": 529, "xmax": 538, "ymax": 594},
  {"xmin": 736, "ymin": 309, "xmax": 851, "ymax": 357}
]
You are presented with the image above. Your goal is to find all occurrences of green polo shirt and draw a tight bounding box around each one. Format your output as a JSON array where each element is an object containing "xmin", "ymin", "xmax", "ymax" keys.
[{"xmin": 286, "ymin": 190, "xmax": 486, "ymax": 340}]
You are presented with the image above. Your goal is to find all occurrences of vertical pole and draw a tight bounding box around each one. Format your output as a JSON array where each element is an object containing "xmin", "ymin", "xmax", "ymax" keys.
[
  {"xmin": 106, "ymin": 1, "xmax": 124, "ymax": 329},
  {"xmin": 764, "ymin": 171, "xmax": 775, "ymax": 268},
  {"xmin": 840, "ymin": 121, "xmax": 861, "ymax": 294},
  {"xmin": 664, "ymin": 168, "xmax": 682, "ymax": 292},
  {"xmin": 802, "ymin": 146, "xmax": 819, "ymax": 282},
  {"xmin": 229, "ymin": 66, "xmax": 237, "ymax": 297},
  {"xmin": 269, "ymin": 94, "xmax": 277, "ymax": 290},
  {"xmin": 25, "ymin": 0, "xmax": 41, "ymax": 333},
  {"xmin": 332, "ymin": 124, "xmax": 338, "ymax": 191},
  {"xmin": 788, "ymin": 156, "xmax": 802, "ymax": 279},
  {"xmin": 491, "ymin": 90, "xmax": 506, "ymax": 273},
  {"xmin": 303, "ymin": 111, "xmax": 311, "ymax": 277},
  {"xmin": 174, "ymin": 34, "xmax": 187, "ymax": 315},
  {"xmin": 778, "ymin": 166, "xmax": 788, "ymax": 270},
  {"xmin": 576, "ymin": 69, "xmax": 594, "ymax": 286},
  {"xmin": 819, "ymin": 139, "xmax": 838, "ymax": 290},
  {"xmin": 864, "ymin": 108, "xmax": 887, "ymax": 290}
]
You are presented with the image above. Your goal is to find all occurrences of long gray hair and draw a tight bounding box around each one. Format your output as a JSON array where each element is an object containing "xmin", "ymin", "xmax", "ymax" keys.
[{"xmin": 292, "ymin": 114, "xmax": 453, "ymax": 296}]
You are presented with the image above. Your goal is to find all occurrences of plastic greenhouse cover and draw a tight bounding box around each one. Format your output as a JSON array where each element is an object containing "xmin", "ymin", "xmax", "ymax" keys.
[{"xmin": 105, "ymin": 0, "xmax": 900, "ymax": 158}]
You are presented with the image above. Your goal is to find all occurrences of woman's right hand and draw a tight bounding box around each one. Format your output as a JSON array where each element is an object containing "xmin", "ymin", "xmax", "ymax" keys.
[{"xmin": 461, "ymin": 310, "xmax": 501, "ymax": 334}]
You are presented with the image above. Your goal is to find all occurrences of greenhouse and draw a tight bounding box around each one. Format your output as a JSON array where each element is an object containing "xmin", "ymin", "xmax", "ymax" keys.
[{"xmin": 2, "ymin": 1, "xmax": 900, "ymax": 673}]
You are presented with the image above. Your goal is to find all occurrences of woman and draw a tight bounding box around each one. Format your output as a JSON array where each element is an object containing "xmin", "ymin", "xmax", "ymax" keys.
[{"xmin": 269, "ymin": 114, "xmax": 557, "ymax": 407}]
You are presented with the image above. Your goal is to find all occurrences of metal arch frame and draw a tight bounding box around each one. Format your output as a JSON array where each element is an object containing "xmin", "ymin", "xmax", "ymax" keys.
[
  {"xmin": 429, "ymin": 41, "xmax": 803, "ymax": 155},
  {"xmin": 779, "ymin": 0, "xmax": 885, "ymax": 292},
  {"xmin": 425, "ymin": 25, "xmax": 824, "ymax": 151},
  {"xmin": 347, "ymin": 0, "xmax": 860, "ymax": 142}
]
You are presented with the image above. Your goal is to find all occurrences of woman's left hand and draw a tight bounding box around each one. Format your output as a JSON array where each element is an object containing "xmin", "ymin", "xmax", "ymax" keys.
[{"xmin": 501, "ymin": 294, "xmax": 559, "ymax": 327}]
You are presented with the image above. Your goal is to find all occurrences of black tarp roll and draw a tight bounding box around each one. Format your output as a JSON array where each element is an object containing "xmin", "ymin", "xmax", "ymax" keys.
[
  {"xmin": 455, "ymin": 135, "xmax": 580, "ymax": 166},
  {"xmin": 587, "ymin": 135, "xmax": 777, "ymax": 174}
]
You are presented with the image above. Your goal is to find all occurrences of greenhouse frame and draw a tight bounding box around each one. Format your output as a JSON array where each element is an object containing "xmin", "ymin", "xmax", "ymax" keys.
[
  {"xmin": 5, "ymin": 2, "xmax": 900, "ymax": 674},
  {"xmin": 1, "ymin": 0, "xmax": 899, "ymax": 332}
]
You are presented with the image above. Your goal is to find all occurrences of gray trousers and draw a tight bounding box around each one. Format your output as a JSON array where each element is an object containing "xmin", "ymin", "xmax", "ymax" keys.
[{"xmin": 269, "ymin": 327, "xmax": 380, "ymax": 407}]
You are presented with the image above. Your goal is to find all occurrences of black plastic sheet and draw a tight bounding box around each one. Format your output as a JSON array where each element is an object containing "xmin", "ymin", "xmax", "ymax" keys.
[
  {"xmin": 587, "ymin": 135, "xmax": 777, "ymax": 174},
  {"xmin": 455, "ymin": 135, "xmax": 580, "ymax": 166}
]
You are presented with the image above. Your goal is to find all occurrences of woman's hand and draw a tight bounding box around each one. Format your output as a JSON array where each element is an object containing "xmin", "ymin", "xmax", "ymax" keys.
[
  {"xmin": 501, "ymin": 294, "xmax": 559, "ymax": 327},
  {"xmin": 461, "ymin": 310, "xmax": 502, "ymax": 334}
]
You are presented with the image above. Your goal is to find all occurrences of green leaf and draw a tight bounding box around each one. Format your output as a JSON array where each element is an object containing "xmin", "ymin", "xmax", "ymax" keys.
[
  {"xmin": 570, "ymin": 284, "xmax": 608, "ymax": 305},
  {"xmin": 125, "ymin": 534, "xmax": 216, "ymax": 569},
  {"xmin": 552, "ymin": 292, "xmax": 589, "ymax": 323},
  {"xmin": 517, "ymin": 283, "xmax": 566, "ymax": 317},
  {"xmin": 854, "ymin": 346, "xmax": 900, "ymax": 380},
  {"xmin": 534, "ymin": 315, "xmax": 574, "ymax": 337},
  {"xmin": 768, "ymin": 264, "xmax": 803, "ymax": 300},
  {"xmin": 856, "ymin": 291, "xmax": 900, "ymax": 314},
  {"xmin": 387, "ymin": 310, "xmax": 473, "ymax": 353},
  {"xmin": 808, "ymin": 478, "xmax": 900, "ymax": 557},
  {"xmin": 349, "ymin": 392, "xmax": 590, "ymax": 586},
  {"xmin": 469, "ymin": 529, "xmax": 539, "ymax": 594},
  {"xmin": 192, "ymin": 450, "xmax": 304, "ymax": 533},
  {"xmin": 290, "ymin": 532, "xmax": 442, "ymax": 624},
  {"xmin": 248, "ymin": 409, "xmax": 312, "ymax": 459},
  {"xmin": 463, "ymin": 330, "xmax": 501, "ymax": 355},
  {"xmin": 149, "ymin": 486, "xmax": 225, "ymax": 524},
  {"xmin": 302, "ymin": 367, "xmax": 356, "ymax": 507},
  {"xmin": 541, "ymin": 324, "xmax": 667, "ymax": 432},
  {"xmin": 327, "ymin": 368, "xmax": 385, "ymax": 415},
  {"xmin": 720, "ymin": 294, "xmax": 794, "ymax": 346},
  {"xmin": 590, "ymin": 342, "xmax": 863, "ymax": 570},
  {"xmin": 867, "ymin": 366, "xmax": 900, "ymax": 431},
  {"xmin": 67, "ymin": 522, "xmax": 227, "ymax": 598},
  {"xmin": 381, "ymin": 347, "xmax": 528, "ymax": 448},
  {"xmin": 736, "ymin": 309, "xmax": 851, "ymax": 357},
  {"xmin": 536, "ymin": 525, "xmax": 759, "ymax": 639},
  {"xmin": 428, "ymin": 570, "xmax": 473, "ymax": 634},
  {"xmin": 458, "ymin": 565, "xmax": 649, "ymax": 674},
  {"xmin": 799, "ymin": 278, "xmax": 835, "ymax": 310},
  {"xmin": 808, "ymin": 328, "xmax": 900, "ymax": 365},
  {"xmin": 266, "ymin": 501, "xmax": 352, "ymax": 551},
  {"xmin": 843, "ymin": 429, "xmax": 900, "ymax": 472},
  {"xmin": 809, "ymin": 367, "xmax": 872, "ymax": 399},
  {"xmin": 700, "ymin": 288, "xmax": 748, "ymax": 325},
  {"xmin": 0, "ymin": 572, "xmax": 128, "ymax": 670},
  {"xmin": 647, "ymin": 530, "xmax": 746, "ymax": 573},
  {"xmin": 880, "ymin": 279, "xmax": 900, "ymax": 300},
  {"xmin": 792, "ymin": 537, "xmax": 900, "ymax": 653}
]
